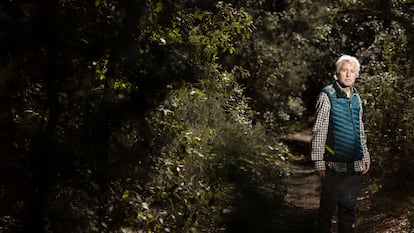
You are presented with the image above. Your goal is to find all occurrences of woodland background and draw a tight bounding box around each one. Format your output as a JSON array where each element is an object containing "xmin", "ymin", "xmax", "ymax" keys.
[{"xmin": 0, "ymin": 0, "xmax": 414, "ymax": 232}]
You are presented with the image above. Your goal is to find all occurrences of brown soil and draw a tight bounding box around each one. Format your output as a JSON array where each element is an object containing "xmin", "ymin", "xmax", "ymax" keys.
[{"xmin": 280, "ymin": 131, "xmax": 414, "ymax": 233}]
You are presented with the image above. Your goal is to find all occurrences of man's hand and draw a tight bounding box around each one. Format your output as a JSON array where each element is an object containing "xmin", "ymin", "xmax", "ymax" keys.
[
  {"xmin": 315, "ymin": 170, "xmax": 325, "ymax": 179},
  {"xmin": 362, "ymin": 161, "xmax": 370, "ymax": 174}
]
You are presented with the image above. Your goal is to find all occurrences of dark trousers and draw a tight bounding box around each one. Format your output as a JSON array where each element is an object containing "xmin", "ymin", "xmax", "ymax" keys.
[{"xmin": 318, "ymin": 170, "xmax": 361, "ymax": 233}]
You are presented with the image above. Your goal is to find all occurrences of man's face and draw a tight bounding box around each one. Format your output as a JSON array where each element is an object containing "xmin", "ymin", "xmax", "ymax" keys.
[{"xmin": 337, "ymin": 61, "xmax": 357, "ymax": 88}]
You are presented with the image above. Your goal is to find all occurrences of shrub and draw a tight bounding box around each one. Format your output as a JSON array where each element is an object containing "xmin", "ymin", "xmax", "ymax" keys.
[{"xmin": 118, "ymin": 70, "xmax": 290, "ymax": 232}]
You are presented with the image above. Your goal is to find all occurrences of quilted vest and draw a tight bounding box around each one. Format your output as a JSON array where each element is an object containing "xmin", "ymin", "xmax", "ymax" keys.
[{"xmin": 323, "ymin": 83, "xmax": 363, "ymax": 162}]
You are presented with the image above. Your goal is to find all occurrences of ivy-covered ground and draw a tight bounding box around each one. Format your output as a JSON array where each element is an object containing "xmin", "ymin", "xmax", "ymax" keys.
[{"xmin": 281, "ymin": 132, "xmax": 414, "ymax": 233}]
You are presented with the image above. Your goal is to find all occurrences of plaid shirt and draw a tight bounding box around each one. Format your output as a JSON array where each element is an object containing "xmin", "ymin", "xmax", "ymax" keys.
[{"xmin": 311, "ymin": 89, "xmax": 370, "ymax": 172}]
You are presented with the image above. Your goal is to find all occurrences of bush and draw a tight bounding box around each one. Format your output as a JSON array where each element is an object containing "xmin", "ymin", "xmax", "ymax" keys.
[
  {"xmin": 117, "ymin": 70, "xmax": 290, "ymax": 232},
  {"xmin": 359, "ymin": 73, "xmax": 414, "ymax": 188}
]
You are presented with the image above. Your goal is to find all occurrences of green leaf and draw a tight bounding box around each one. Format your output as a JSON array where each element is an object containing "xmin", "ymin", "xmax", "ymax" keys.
[
  {"xmin": 122, "ymin": 190, "xmax": 130, "ymax": 199},
  {"xmin": 155, "ymin": 2, "xmax": 163, "ymax": 13}
]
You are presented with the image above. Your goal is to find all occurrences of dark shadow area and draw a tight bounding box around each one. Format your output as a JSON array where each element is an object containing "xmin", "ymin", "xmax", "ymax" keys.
[
  {"xmin": 356, "ymin": 178, "xmax": 414, "ymax": 233},
  {"xmin": 280, "ymin": 138, "xmax": 310, "ymax": 156},
  {"xmin": 280, "ymin": 137, "xmax": 313, "ymax": 168},
  {"xmin": 226, "ymin": 186, "xmax": 318, "ymax": 233},
  {"xmin": 226, "ymin": 135, "xmax": 319, "ymax": 233},
  {"xmin": 275, "ymin": 204, "xmax": 318, "ymax": 233}
]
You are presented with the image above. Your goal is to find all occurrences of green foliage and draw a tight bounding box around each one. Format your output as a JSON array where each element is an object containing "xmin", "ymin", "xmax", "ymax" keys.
[
  {"xmin": 360, "ymin": 72, "xmax": 414, "ymax": 181},
  {"xmin": 328, "ymin": 0, "xmax": 414, "ymax": 189},
  {"xmin": 95, "ymin": 0, "xmax": 108, "ymax": 7},
  {"xmin": 125, "ymin": 69, "xmax": 289, "ymax": 232},
  {"xmin": 20, "ymin": 1, "xmax": 287, "ymax": 232},
  {"xmin": 235, "ymin": 1, "xmax": 318, "ymax": 130},
  {"xmin": 142, "ymin": 0, "xmax": 254, "ymax": 65},
  {"xmin": 2, "ymin": 0, "xmax": 414, "ymax": 232}
]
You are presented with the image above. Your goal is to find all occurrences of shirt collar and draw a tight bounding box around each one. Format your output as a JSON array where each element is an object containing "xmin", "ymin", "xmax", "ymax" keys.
[{"xmin": 333, "ymin": 81, "xmax": 358, "ymax": 98}]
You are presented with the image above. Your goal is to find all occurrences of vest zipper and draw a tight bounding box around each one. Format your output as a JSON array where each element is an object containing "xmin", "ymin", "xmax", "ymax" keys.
[{"xmin": 349, "ymin": 94, "xmax": 358, "ymax": 159}]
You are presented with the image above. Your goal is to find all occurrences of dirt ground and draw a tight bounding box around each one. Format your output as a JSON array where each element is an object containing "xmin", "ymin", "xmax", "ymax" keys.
[{"xmin": 280, "ymin": 131, "xmax": 414, "ymax": 233}]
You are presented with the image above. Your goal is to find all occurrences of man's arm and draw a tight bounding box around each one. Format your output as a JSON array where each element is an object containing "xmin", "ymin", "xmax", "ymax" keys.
[
  {"xmin": 359, "ymin": 99, "xmax": 371, "ymax": 174},
  {"xmin": 311, "ymin": 92, "xmax": 331, "ymax": 174}
]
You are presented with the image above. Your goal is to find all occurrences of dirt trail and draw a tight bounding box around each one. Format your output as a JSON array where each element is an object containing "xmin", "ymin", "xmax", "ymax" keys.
[
  {"xmin": 278, "ymin": 132, "xmax": 320, "ymax": 233},
  {"xmin": 281, "ymin": 132, "xmax": 319, "ymax": 210}
]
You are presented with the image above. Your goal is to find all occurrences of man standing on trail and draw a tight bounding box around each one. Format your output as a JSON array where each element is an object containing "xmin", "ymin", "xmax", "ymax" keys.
[{"xmin": 311, "ymin": 55, "xmax": 371, "ymax": 233}]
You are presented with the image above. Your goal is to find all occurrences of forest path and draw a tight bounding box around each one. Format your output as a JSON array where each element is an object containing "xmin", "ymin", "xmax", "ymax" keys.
[{"xmin": 277, "ymin": 131, "xmax": 320, "ymax": 233}]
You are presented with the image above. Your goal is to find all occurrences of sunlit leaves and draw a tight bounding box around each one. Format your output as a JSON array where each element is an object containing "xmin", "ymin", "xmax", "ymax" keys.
[
  {"xmin": 93, "ymin": 53, "xmax": 109, "ymax": 91},
  {"xmin": 113, "ymin": 80, "xmax": 132, "ymax": 93},
  {"xmin": 122, "ymin": 190, "xmax": 130, "ymax": 199},
  {"xmin": 95, "ymin": 0, "xmax": 108, "ymax": 7},
  {"xmin": 142, "ymin": 1, "xmax": 253, "ymax": 64}
]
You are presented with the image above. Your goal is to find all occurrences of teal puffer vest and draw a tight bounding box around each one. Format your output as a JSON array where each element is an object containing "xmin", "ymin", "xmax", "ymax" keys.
[{"xmin": 323, "ymin": 82, "xmax": 363, "ymax": 162}]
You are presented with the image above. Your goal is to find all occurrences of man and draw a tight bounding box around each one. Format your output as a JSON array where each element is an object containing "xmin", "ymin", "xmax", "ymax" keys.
[{"xmin": 311, "ymin": 55, "xmax": 371, "ymax": 233}]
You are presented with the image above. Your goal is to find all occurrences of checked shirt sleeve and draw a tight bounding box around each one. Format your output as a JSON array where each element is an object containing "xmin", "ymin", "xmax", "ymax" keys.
[
  {"xmin": 359, "ymin": 99, "xmax": 371, "ymax": 164},
  {"xmin": 311, "ymin": 92, "xmax": 330, "ymax": 171}
]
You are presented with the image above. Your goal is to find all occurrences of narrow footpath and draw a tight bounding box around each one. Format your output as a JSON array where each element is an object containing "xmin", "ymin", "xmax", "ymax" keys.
[{"xmin": 278, "ymin": 132, "xmax": 320, "ymax": 233}]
